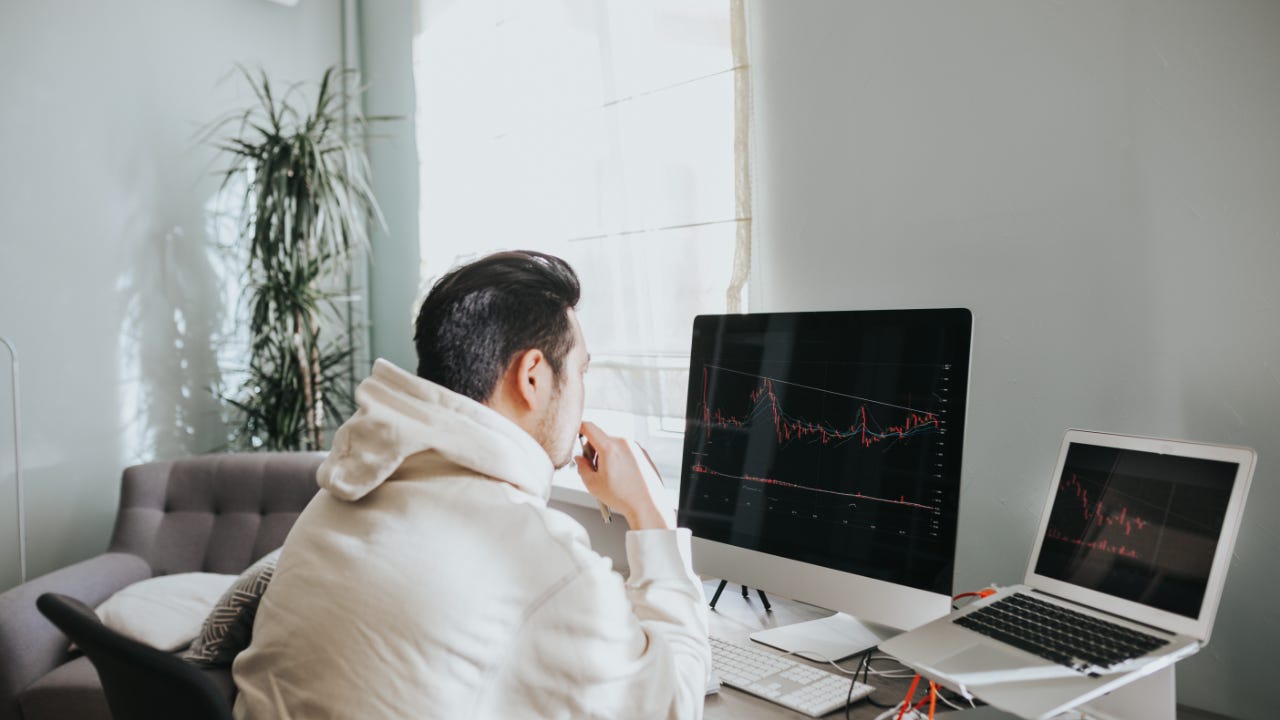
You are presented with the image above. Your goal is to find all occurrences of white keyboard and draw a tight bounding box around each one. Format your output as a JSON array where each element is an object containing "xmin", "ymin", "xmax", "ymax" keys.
[{"xmin": 709, "ymin": 635, "xmax": 874, "ymax": 717}]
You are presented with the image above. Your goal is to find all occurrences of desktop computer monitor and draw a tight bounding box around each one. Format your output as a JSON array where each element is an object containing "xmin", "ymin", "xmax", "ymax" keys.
[{"xmin": 677, "ymin": 308, "xmax": 972, "ymax": 659}]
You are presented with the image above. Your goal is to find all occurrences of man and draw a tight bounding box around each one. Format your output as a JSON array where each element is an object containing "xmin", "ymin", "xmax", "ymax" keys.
[{"xmin": 232, "ymin": 251, "xmax": 711, "ymax": 719}]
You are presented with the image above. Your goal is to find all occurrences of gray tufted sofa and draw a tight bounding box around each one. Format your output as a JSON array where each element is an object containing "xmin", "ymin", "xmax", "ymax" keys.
[{"xmin": 0, "ymin": 452, "xmax": 324, "ymax": 720}]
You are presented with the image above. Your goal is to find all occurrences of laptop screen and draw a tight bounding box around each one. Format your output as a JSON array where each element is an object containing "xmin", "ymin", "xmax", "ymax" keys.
[{"xmin": 1032, "ymin": 442, "xmax": 1240, "ymax": 619}]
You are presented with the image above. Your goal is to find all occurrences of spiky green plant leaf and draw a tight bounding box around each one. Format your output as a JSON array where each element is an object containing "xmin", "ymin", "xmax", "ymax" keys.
[{"xmin": 211, "ymin": 65, "xmax": 391, "ymax": 451}]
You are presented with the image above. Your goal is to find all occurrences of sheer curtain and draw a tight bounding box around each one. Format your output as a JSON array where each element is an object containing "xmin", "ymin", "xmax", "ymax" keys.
[{"xmin": 413, "ymin": 0, "xmax": 751, "ymax": 475}]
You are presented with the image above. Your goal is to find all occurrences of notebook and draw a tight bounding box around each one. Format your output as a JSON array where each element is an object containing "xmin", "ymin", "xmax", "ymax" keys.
[{"xmin": 880, "ymin": 429, "xmax": 1256, "ymax": 719}]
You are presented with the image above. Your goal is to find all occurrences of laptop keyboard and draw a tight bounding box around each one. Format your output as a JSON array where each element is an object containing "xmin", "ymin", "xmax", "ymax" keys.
[{"xmin": 954, "ymin": 593, "xmax": 1169, "ymax": 671}]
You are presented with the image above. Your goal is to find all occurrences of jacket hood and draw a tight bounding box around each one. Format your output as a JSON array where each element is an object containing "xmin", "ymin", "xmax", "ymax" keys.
[{"xmin": 317, "ymin": 359, "xmax": 555, "ymax": 502}]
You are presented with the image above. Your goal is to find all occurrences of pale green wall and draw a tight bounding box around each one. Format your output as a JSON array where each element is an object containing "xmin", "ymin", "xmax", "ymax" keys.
[
  {"xmin": 359, "ymin": 0, "xmax": 420, "ymax": 371},
  {"xmin": 0, "ymin": 0, "xmax": 343, "ymax": 589}
]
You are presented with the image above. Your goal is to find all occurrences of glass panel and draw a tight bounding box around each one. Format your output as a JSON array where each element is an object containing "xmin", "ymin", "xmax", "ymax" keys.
[
  {"xmin": 567, "ymin": 221, "xmax": 738, "ymax": 358},
  {"xmin": 414, "ymin": 0, "xmax": 743, "ymax": 430}
]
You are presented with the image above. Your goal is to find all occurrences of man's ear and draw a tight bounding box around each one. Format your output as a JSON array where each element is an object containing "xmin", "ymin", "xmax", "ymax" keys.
[{"xmin": 510, "ymin": 348, "xmax": 549, "ymax": 411}]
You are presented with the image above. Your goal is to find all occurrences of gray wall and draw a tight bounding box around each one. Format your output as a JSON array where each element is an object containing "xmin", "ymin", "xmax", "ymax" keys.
[
  {"xmin": 0, "ymin": 0, "xmax": 343, "ymax": 589},
  {"xmin": 747, "ymin": 2, "xmax": 1280, "ymax": 718}
]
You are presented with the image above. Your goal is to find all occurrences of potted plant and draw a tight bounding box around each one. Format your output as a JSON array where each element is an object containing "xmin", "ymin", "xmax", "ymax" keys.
[{"xmin": 211, "ymin": 67, "xmax": 386, "ymax": 451}]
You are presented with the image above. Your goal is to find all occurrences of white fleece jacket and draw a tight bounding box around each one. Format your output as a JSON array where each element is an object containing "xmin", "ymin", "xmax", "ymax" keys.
[{"xmin": 232, "ymin": 359, "xmax": 711, "ymax": 720}]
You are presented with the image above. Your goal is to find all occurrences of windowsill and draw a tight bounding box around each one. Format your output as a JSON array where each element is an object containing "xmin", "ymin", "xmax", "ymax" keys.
[{"xmin": 549, "ymin": 464, "xmax": 680, "ymax": 515}]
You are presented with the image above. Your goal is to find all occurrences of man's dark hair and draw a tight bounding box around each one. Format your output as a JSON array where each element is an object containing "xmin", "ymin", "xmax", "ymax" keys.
[{"xmin": 413, "ymin": 250, "xmax": 581, "ymax": 402}]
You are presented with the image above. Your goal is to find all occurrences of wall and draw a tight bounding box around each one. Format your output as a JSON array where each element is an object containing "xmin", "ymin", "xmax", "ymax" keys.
[
  {"xmin": 358, "ymin": 0, "xmax": 421, "ymax": 372},
  {"xmin": 0, "ymin": 0, "xmax": 343, "ymax": 590},
  {"xmin": 747, "ymin": 1, "xmax": 1280, "ymax": 717}
]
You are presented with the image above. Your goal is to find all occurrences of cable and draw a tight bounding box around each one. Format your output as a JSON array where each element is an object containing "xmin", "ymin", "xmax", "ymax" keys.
[
  {"xmin": 754, "ymin": 645, "xmax": 944, "ymax": 717},
  {"xmin": 932, "ymin": 687, "xmax": 971, "ymax": 712},
  {"xmin": 895, "ymin": 675, "xmax": 921, "ymax": 720},
  {"xmin": 857, "ymin": 653, "xmax": 925, "ymax": 708},
  {"xmin": 766, "ymin": 644, "xmax": 969, "ymax": 715},
  {"xmin": 860, "ymin": 653, "xmax": 980, "ymax": 710},
  {"xmin": 843, "ymin": 649, "xmax": 876, "ymax": 720},
  {"xmin": 896, "ymin": 678, "xmax": 940, "ymax": 720},
  {"xmin": 951, "ymin": 587, "xmax": 997, "ymax": 610},
  {"xmin": 732, "ymin": 645, "xmax": 874, "ymax": 720},
  {"xmin": 862, "ymin": 663, "xmax": 920, "ymax": 678},
  {"xmin": 858, "ymin": 652, "xmax": 899, "ymax": 709},
  {"xmin": 874, "ymin": 703, "xmax": 924, "ymax": 720}
]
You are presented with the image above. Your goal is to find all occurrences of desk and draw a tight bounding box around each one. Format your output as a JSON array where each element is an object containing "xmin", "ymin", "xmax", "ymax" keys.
[
  {"xmin": 700, "ymin": 581, "xmax": 1230, "ymax": 720},
  {"xmin": 701, "ymin": 579, "xmax": 933, "ymax": 719}
]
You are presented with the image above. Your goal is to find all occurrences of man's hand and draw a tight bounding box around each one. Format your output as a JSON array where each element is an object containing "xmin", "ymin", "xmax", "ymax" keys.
[{"xmin": 575, "ymin": 421, "xmax": 671, "ymax": 530}]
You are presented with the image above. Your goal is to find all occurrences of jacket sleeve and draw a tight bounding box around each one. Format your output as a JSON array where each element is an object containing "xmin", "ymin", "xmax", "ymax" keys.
[{"xmin": 514, "ymin": 527, "xmax": 711, "ymax": 720}]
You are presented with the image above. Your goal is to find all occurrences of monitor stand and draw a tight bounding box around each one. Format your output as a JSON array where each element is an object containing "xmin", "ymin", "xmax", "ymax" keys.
[{"xmin": 750, "ymin": 612, "xmax": 899, "ymax": 662}]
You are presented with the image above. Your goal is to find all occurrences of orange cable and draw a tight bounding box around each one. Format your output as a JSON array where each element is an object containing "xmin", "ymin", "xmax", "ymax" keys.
[
  {"xmin": 895, "ymin": 675, "xmax": 921, "ymax": 720},
  {"xmin": 952, "ymin": 588, "xmax": 997, "ymax": 602}
]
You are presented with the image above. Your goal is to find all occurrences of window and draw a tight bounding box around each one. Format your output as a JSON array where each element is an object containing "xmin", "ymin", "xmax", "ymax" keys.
[{"xmin": 414, "ymin": 0, "xmax": 751, "ymax": 478}]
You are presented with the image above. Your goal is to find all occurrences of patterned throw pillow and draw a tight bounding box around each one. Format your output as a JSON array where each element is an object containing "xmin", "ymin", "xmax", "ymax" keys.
[{"xmin": 183, "ymin": 548, "xmax": 282, "ymax": 665}]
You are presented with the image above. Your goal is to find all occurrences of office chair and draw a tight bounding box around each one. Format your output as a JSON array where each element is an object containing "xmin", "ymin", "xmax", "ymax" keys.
[{"xmin": 36, "ymin": 592, "xmax": 233, "ymax": 720}]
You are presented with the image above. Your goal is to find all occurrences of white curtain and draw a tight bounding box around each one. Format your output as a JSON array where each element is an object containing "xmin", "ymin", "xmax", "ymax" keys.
[{"xmin": 413, "ymin": 0, "xmax": 751, "ymax": 437}]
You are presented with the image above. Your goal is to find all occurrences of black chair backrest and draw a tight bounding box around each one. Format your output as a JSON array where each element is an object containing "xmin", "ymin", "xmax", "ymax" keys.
[{"xmin": 36, "ymin": 593, "xmax": 233, "ymax": 720}]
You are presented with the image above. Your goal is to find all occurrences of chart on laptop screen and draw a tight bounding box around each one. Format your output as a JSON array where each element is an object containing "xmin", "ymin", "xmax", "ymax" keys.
[
  {"xmin": 1034, "ymin": 443, "xmax": 1239, "ymax": 618},
  {"xmin": 678, "ymin": 310, "xmax": 971, "ymax": 595}
]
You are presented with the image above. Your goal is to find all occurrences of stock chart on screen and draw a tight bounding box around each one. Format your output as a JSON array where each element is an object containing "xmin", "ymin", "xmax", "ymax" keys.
[
  {"xmin": 678, "ymin": 310, "xmax": 971, "ymax": 595},
  {"xmin": 1034, "ymin": 442, "xmax": 1239, "ymax": 618}
]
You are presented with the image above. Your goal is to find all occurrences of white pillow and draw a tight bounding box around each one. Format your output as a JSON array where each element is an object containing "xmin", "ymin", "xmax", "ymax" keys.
[{"xmin": 95, "ymin": 573, "xmax": 238, "ymax": 652}]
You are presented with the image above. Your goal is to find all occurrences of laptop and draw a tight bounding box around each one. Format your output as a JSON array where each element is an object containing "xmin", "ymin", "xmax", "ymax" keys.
[{"xmin": 881, "ymin": 429, "xmax": 1256, "ymax": 719}]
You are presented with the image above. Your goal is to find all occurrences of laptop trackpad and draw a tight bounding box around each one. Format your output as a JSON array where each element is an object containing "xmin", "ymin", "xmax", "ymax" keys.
[
  {"xmin": 931, "ymin": 643, "xmax": 1080, "ymax": 686},
  {"xmin": 935, "ymin": 643, "xmax": 1032, "ymax": 674}
]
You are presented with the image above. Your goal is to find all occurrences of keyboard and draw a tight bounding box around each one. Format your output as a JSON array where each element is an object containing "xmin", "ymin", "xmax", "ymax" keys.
[
  {"xmin": 954, "ymin": 593, "xmax": 1169, "ymax": 672},
  {"xmin": 709, "ymin": 635, "xmax": 874, "ymax": 717}
]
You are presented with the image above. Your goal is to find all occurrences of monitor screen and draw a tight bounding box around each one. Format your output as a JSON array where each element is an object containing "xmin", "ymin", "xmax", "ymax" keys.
[
  {"xmin": 1033, "ymin": 442, "xmax": 1239, "ymax": 619},
  {"xmin": 677, "ymin": 309, "xmax": 972, "ymax": 596}
]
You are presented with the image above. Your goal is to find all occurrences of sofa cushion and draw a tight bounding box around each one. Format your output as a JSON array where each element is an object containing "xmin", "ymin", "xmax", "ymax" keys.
[
  {"xmin": 96, "ymin": 573, "xmax": 238, "ymax": 651},
  {"xmin": 17, "ymin": 656, "xmax": 110, "ymax": 720},
  {"xmin": 109, "ymin": 452, "xmax": 325, "ymax": 576},
  {"xmin": 185, "ymin": 549, "xmax": 281, "ymax": 665}
]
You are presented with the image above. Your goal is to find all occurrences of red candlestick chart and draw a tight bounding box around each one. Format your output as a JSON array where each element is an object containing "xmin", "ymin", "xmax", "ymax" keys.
[
  {"xmin": 1044, "ymin": 474, "xmax": 1152, "ymax": 560},
  {"xmin": 699, "ymin": 365, "xmax": 943, "ymax": 448},
  {"xmin": 691, "ymin": 365, "xmax": 947, "ymax": 512}
]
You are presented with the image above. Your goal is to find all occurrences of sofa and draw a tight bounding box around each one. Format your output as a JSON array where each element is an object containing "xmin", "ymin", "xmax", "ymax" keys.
[{"xmin": 0, "ymin": 452, "xmax": 324, "ymax": 720}]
